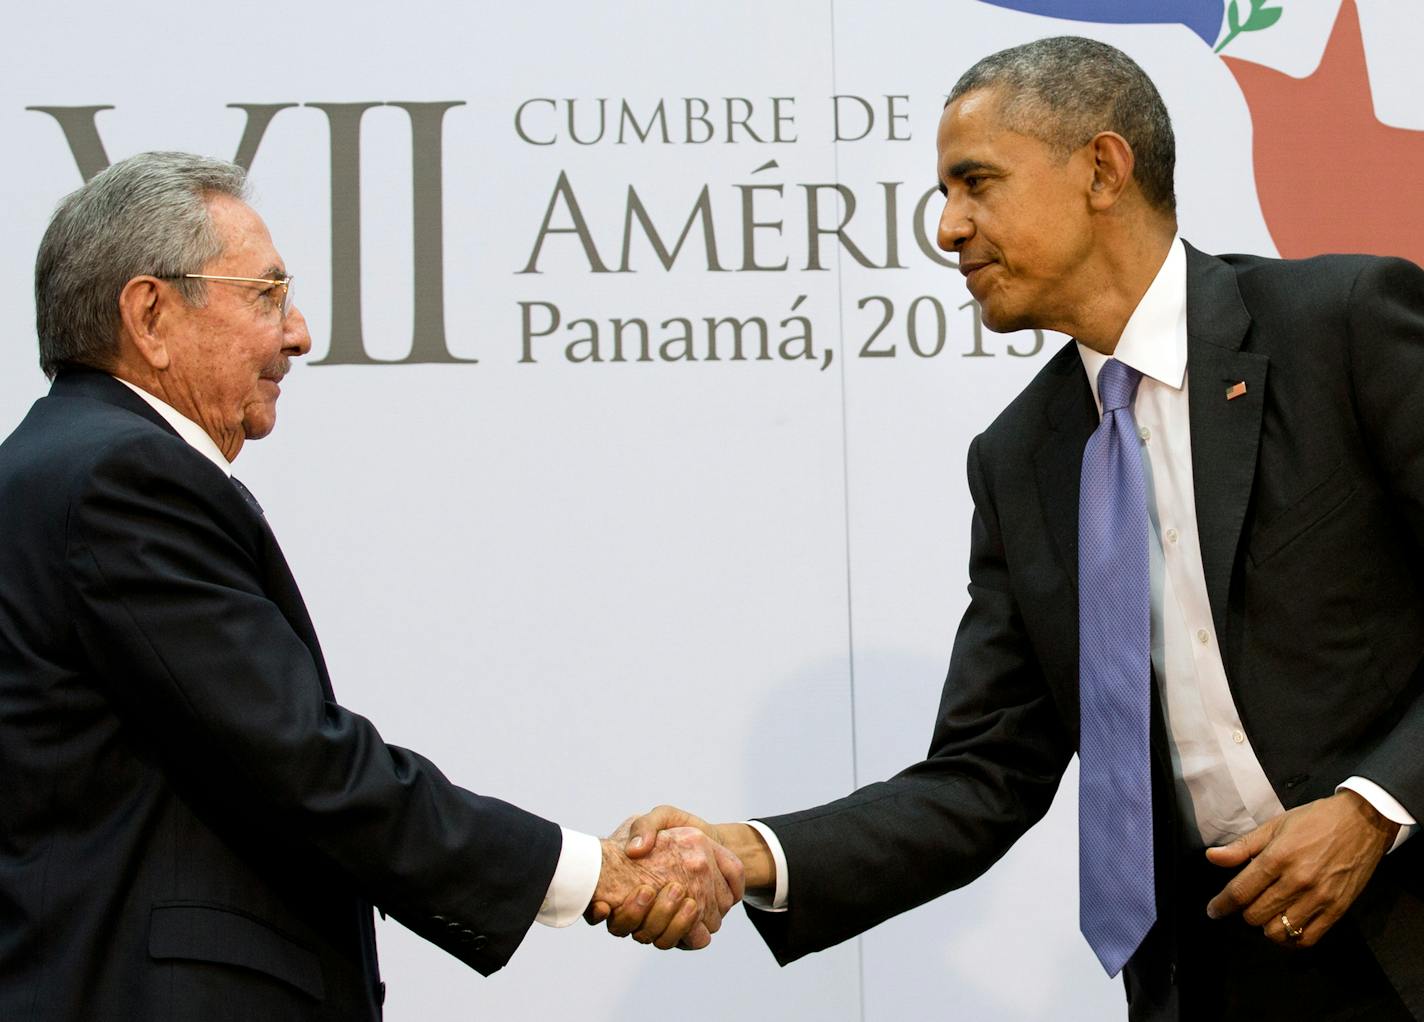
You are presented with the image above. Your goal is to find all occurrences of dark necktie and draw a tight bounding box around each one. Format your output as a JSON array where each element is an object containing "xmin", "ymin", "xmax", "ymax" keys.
[
  {"xmin": 230, "ymin": 475, "xmax": 265, "ymax": 517},
  {"xmin": 1077, "ymin": 357, "xmax": 1155, "ymax": 977}
]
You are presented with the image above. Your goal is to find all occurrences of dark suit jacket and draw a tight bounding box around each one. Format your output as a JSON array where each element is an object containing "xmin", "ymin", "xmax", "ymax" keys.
[
  {"xmin": 747, "ymin": 245, "xmax": 1424, "ymax": 1015},
  {"xmin": 0, "ymin": 370, "xmax": 563, "ymax": 1020}
]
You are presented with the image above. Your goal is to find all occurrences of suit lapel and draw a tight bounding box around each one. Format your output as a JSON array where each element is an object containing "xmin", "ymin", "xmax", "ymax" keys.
[
  {"xmin": 50, "ymin": 368, "xmax": 183, "ymax": 439},
  {"xmin": 52, "ymin": 370, "xmax": 338, "ymax": 697},
  {"xmin": 1184, "ymin": 243, "xmax": 1269, "ymax": 645},
  {"xmin": 1034, "ymin": 347, "xmax": 1098, "ymax": 588},
  {"xmin": 260, "ymin": 542, "xmax": 338, "ymax": 699}
]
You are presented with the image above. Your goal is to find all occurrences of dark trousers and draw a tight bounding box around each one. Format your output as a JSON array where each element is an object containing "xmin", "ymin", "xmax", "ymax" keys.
[{"xmin": 1123, "ymin": 851, "xmax": 1413, "ymax": 1021}]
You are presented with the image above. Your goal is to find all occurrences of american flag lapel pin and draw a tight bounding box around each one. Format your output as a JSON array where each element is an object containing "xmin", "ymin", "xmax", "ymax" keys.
[{"xmin": 1226, "ymin": 381, "xmax": 1248, "ymax": 401}]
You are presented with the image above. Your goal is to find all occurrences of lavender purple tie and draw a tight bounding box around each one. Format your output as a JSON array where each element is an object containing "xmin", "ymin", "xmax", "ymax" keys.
[{"xmin": 1078, "ymin": 357, "xmax": 1155, "ymax": 977}]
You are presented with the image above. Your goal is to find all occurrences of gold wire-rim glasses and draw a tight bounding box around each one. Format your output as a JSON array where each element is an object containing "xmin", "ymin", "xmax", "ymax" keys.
[{"xmin": 167, "ymin": 273, "xmax": 295, "ymax": 317}]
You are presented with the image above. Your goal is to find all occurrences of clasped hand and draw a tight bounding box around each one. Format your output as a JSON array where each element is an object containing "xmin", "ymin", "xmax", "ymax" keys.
[
  {"xmin": 587, "ymin": 819, "xmax": 744, "ymax": 950},
  {"xmin": 1205, "ymin": 789, "xmax": 1400, "ymax": 947}
]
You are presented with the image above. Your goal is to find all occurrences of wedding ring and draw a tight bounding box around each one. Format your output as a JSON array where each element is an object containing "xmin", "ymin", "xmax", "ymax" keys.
[{"xmin": 1281, "ymin": 913, "xmax": 1304, "ymax": 940}]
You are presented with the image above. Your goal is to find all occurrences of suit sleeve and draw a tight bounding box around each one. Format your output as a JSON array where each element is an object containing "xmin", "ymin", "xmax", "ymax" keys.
[
  {"xmin": 748, "ymin": 434, "xmax": 1075, "ymax": 964},
  {"xmin": 1343, "ymin": 256, "xmax": 1424, "ymax": 820},
  {"xmin": 62, "ymin": 433, "xmax": 562, "ymax": 975}
]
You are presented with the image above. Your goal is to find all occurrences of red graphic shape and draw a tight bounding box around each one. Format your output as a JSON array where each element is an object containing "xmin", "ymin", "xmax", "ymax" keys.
[{"xmin": 1223, "ymin": 0, "xmax": 1424, "ymax": 266}]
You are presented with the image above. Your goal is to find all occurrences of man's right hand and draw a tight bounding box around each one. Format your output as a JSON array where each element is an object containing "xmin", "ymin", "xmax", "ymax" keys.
[
  {"xmin": 588, "ymin": 805, "xmax": 777, "ymax": 942},
  {"xmin": 588, "ymin": 825, "xmax": 744, "ymax": 950}
]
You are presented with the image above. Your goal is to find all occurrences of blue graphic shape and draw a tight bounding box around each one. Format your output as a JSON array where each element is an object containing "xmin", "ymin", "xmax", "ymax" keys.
[{"xmin": 977, "ymin": 0, "xmax": 1224, "ymax": 46}]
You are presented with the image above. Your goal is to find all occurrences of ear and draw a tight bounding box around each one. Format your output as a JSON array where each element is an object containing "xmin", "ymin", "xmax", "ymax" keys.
[
  {"xmin": 117, "ymin": 276, "xmax": 173, "ymax": 371},
  {"xmin": 1086, "ymin": 131, "xmax": 1135, "ymax": 211}
]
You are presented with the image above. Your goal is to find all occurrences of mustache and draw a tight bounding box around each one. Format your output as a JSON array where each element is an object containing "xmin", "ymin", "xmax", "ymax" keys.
[{"xmin": 260, "ymin": 357, "xmax": 291, "ymax": 382}]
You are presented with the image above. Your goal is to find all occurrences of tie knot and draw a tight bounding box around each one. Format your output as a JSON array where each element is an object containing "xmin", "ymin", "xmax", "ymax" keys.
[{"xmin": 1098, "ymin": 358, "xmax": 1142, "ymax": 412}]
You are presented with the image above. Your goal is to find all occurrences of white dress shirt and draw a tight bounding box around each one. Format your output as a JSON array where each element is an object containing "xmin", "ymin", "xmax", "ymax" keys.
[
  {"xmin": 113, "ymin": 377, "xmax": 603, "ymax": 927},
  {"xmin": 116, "ymin": 377, "xmax": 233, "ymax": 477},
  {"xmin": 750, "ymin": 238, "xmax": 1413, "ymax": 911}
]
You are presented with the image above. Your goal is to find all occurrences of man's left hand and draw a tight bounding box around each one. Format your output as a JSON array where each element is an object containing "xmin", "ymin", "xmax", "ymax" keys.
[{"xmin": 1205, "ymin": 789, "xmax": 1400, "ymax": 947}]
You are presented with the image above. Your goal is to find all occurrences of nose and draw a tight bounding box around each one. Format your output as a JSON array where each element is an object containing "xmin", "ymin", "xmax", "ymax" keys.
[
  {"xmin": 283, "ymin": 304, "xmax": 313, "ymax": 358},
  {"xmin": 937, "ymin": 193, "xmax": 973, "ymax": 253}
]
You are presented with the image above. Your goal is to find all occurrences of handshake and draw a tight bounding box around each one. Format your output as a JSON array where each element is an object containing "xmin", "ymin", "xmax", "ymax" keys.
[{"xmin": 585, "ymin": 806, "xmax": 772, "ymax": 950}]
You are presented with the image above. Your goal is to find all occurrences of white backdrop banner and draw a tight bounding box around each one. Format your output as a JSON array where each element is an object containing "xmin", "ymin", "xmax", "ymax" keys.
[{"xmin": 3, "ymin": 1, "xmax": 1421, "ymax": 1018}]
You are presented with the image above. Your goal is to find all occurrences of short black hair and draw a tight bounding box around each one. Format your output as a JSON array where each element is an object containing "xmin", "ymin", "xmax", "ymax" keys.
[{"xmin": 949, "ymin": 36, "xmax": 1176, "ymax": 213}]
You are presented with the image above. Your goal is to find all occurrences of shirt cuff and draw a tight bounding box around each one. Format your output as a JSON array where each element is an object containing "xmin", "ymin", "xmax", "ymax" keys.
[
  {"xmin": 536, "ymin": 827, "xmax": 602, "ymax": 928},
  {"xmin": 1338, "ymin": 777, "xmax": 1417, "ymax": 853},
  {"xmin": 742, "ymin": 819, "xmax": 790, "ymax": 912}
]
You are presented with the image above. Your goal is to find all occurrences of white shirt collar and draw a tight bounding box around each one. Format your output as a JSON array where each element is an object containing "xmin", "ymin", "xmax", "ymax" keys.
[
  {"xmin": 1077, "ymin": 236, "xmax": 1188, "ymax": 408},
  {"xmin": 112, "ymin": 377, "xmax": 232, "ymax": 477}
]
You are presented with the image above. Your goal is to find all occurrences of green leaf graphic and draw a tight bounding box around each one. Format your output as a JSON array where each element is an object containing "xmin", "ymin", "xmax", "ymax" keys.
[
  {"xmin": 1245, "ymin": 6, "xmax": 1282, "ymax": 30},
  {"xmin": 1215, "ymin": 0, "xmax": 1282, "ymax": 53}
]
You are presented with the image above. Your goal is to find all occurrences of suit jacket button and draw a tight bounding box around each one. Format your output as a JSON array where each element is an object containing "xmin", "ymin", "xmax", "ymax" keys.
[
  {"xmin": 431, "ymin": 914, "xmax": 448, "ymax": 924},
  {"xmin": 470, "ymin": 935, "xmax": 489, "ymax": 951}
]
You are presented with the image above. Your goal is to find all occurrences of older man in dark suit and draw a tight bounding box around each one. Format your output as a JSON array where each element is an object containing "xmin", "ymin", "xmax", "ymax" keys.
[
  {"xmin": 612, "ymin": 37, "xmax": 1424, "ymax": 1021},
  {"xmin": 0, "ymin": 151, "xmax": 742, "ymax": 1021}
]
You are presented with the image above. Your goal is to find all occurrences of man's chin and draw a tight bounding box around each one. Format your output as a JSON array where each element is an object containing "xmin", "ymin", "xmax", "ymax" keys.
[
  {"xmin": 976, "ymin": 292, "xmax": 1046, "ymax": 336},
  {"xmin": 977, "ymin": 302, "xmax": 1020, "ymax": 334},
  {"xmin": 241, "ymin": 405, "xmax": 278, "ymax": 441}
]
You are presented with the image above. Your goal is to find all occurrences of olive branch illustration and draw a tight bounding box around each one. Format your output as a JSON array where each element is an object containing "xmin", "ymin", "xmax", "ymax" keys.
[{"xmin": 1215, "ymin": 0, "xmax": 1283, "ymax": 53}]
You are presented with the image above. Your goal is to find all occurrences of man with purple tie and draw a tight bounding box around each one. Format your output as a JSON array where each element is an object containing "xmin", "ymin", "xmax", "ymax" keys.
[{"xmin": 606, "ymin": 36, "xmax": 1424, "ymax": 1020}]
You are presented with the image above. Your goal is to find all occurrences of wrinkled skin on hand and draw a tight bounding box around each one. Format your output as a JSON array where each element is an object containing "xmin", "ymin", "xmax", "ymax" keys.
[{"xmin": 587, "ymin": 823, "xmax": 744, "ymax": 950}]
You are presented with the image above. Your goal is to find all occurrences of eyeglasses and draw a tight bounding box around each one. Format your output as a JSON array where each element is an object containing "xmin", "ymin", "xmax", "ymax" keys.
[{"xmin": 168, "ymin": 273, "xmax": 295, "ymax": 318}]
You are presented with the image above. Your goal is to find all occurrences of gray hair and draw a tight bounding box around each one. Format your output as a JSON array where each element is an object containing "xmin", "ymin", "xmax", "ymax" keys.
[
  {"xmin": 948, "ymin": 36, "xmax": 1176, "ymax": 213},
  {"xmin": 34, "ymin": 151, "xmax": 249, "ymax": 379}
]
